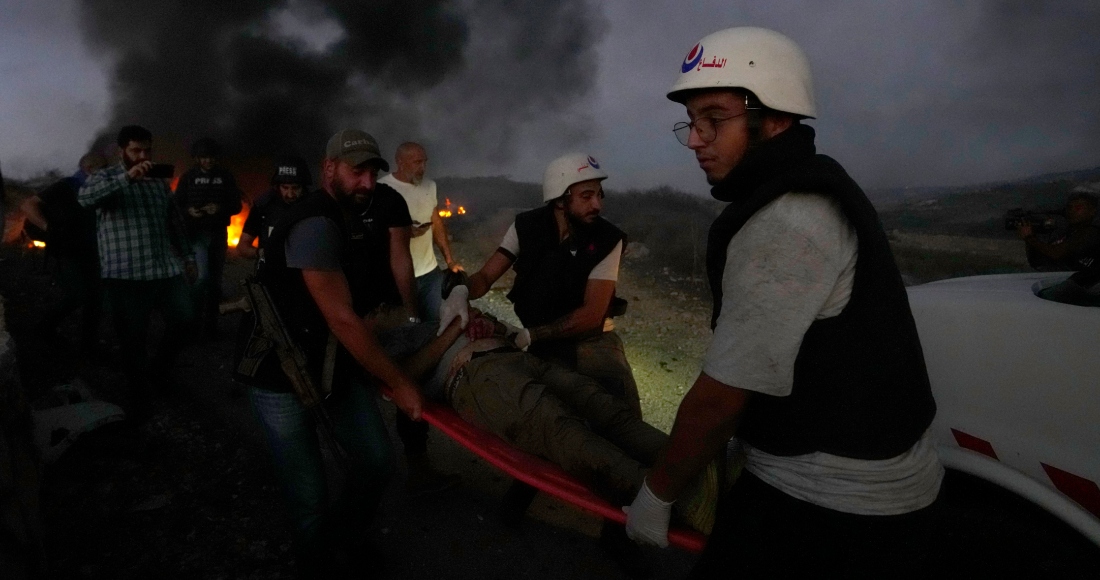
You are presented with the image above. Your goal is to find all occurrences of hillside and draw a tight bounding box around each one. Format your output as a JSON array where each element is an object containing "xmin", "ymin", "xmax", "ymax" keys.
[
  {"xmin": 871, "ymin": 167, "xmax": 1100, "ymax": 239},
  {"xmin": 437, "ymin": 167, "xmax": 1098, "ymax": 284}
]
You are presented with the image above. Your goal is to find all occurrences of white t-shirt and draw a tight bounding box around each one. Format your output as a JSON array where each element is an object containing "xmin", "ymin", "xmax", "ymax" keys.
[
  {"xmin": 704, "ymin": 192, "xmax": 943, "ymax": 516},
  {"xmin": 498, "ymin": 222, "xmax": 623, "ymax": 281},
  {"xmin": 379, "ymin": 173, "xmax": 439, "ymax": 277}
]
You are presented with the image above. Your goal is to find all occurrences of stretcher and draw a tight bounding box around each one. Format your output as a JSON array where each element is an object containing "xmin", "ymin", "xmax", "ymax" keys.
[{"xmin": 418, "ymin": 399, "xmax": 708, "ymax": 553}]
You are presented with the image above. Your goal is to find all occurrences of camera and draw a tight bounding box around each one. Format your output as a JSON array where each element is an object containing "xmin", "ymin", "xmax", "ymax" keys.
[
  {"xmin": 147, "ymin": 163, "xmax": 175, "ymax": 179},
  {"xmin": 1004, "ymin": 208, "xmax": 1058, "ymax": 233}
]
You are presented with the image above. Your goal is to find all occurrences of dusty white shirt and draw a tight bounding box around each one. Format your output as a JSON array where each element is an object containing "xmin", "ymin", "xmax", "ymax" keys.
[
  {"xmin": 704, "ymin": 192, "xmax": 943, "ymax": 515},
  {"xmin": 498, "ymin": 222, "xmax": 622, "ymax": 281},
  {"xmin": 379, "ymin": 173, "xmax": 439, "ymax": 277}
]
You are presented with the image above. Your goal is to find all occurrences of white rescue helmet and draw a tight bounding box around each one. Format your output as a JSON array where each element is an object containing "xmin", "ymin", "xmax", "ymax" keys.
[
  {"xmin": 667, "ymin": 27, "xmax": 817, "ymax": 119},
  {"xmin": 541, "ymin": 153, "xmax": 608, "ymax": 203}
]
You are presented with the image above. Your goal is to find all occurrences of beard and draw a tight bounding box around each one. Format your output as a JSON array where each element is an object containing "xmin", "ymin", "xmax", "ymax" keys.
[
  {"xmin": 331, "ymin": 181, "xmax": 372, "ymax": 213},
  {"xmin": 122, "ymin": 152, "xmax": 140, "ymax": 169},
  {"xmin": 565, "ymin": 208, "xmax": 598, "ymax": 236}
]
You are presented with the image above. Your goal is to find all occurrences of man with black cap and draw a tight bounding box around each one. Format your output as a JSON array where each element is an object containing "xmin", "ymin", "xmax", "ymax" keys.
[
  {"xmin": 174, "ymin": 137, "xmax": 243, "ymax": 337},
  {"xmin": 249, "ymin": 129, "xmax": 424, "ymax": 575}
]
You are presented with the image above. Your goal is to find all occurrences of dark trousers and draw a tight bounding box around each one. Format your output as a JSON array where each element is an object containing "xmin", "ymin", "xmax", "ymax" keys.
[
  {"xmin": 691, "ymin": 471, "xmax": 946, "ymax": 579},
  {"xmin": 46, "ymin": 255, "xmax": 101, "ymax": 349},
  {"xmin": 103, "ymin": 276, "xmax": 195, "ymax": 417}
]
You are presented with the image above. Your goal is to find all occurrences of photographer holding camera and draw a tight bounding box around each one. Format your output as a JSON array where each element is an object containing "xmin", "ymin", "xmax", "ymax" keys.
[
  {"xmin": 78, "ymin": 125, "xmax": 198, "ymax": 423},
  {"xmin": 1018, "ymin": 192, "xmax": 1100, "ymax": 306},
  {"xmin": 1017, "ymin": 192, "xmax": 1099, "ymax": 272}
]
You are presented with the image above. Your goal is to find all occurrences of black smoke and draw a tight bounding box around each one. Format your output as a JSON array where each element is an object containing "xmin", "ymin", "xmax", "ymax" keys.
[{"xmin": 77, "ymin": 0, "xmax": 607, "ymax": 186}]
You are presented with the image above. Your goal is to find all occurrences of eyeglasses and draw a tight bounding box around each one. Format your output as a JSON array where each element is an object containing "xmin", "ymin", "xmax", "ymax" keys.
[{"xmin": 672, "ymin": 96, "xmax": 760, "ymax": 146}]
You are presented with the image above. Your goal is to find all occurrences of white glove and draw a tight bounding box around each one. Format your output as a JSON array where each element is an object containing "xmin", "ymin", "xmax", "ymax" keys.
[
  {"xmin": 623, "ymin": 479, "xmax": 673, "ymax": 548},
  {"xmin": 437, "ymin": 285, "xmax": 469, "ymax": 336},
  {"xmin": 513, "ymin": 328, "xmax": 532, "ymax": 351}
]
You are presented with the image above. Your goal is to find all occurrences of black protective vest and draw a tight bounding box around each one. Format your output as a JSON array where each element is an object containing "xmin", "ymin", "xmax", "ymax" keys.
[
  {"xmin": 175, "ymin": 166, "xmax": 242, "ymax": 231},
  {"xmin": 707, "ymin": 124, "xmax": 936, "ymax": 460},
  {"xmin": 507, "ymin": 205, "xmax": 625, "ymax": 328},
  {"xmin": 256, "ymin": 190, "xmax": 359, "ymax": 391}
]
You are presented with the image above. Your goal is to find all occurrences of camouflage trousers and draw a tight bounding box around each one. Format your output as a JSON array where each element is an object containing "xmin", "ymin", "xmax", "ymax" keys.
[
  {"xmin": 451, "ymin": 351, "xmax": 666, "ymax": 502},
  {"xmin": 529, "ymin": 330, "xmax": 643, "ymax": 420}
]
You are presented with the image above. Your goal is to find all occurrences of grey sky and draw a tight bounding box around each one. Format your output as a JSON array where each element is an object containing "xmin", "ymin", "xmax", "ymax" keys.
[{"xmin": 1, "ymin": 1, "xmax": 1097, "ymax": 196}]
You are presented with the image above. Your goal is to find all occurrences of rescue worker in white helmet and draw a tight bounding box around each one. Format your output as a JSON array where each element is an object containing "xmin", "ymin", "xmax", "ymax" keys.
[
  {"xmin": 238, "ymin": 155, "xmax": 312, "ymax": 261},
  {"xmin": 443, "ymin": 153, "xmax": 639, "ymax": 413},
  {"xmin": 439, "ymin": 153, "xmax": 643, "ymax": 529},
  {"xmin": 624, "ymin": 27, "xmax": 945, "ymax": 577}
]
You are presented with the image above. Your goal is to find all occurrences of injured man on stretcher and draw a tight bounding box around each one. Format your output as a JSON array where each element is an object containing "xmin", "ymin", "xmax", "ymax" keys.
[{"xmin": 372, "ymin": 308, "xmax": 718, "ymax": 535}]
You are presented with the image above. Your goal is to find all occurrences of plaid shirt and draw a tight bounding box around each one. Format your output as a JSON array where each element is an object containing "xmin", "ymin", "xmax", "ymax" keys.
[{"xmin": 78, "ymin": 162, "xmax": 193, "ymax": 280}]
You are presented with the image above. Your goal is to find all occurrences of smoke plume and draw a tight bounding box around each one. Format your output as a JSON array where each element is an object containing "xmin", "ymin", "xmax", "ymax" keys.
[{"xmin": 77, "ymin": 0, "xmax": 607, "ymax": 186}]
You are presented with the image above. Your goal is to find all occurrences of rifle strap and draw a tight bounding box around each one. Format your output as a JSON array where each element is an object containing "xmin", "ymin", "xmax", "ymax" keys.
[{"xmin": 321, "ymin": 332, "xmax": 338, "ymax": 397}]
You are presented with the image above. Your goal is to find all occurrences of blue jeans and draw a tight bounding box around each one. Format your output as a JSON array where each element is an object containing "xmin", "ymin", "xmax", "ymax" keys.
[
  {"xmin": 189, "ymin": 229, "xmax": 228, "ymax": 327},
  {"xmin": 415, "ymin": 267, "xmax": 446, "ymax": 322},
  {"xmin": 249, "ymin": 381, "xmax": 395, "ymax": 563}
]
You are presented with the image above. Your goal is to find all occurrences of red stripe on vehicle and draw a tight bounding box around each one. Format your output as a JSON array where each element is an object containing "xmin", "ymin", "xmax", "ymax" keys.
[
  {"xmin": 950, "ymin": 428, "xmax": 999, "ymax": 460},
  {"xmin": 1041, "ymin": 463, "xmax": 1100, "ymax": 518}
]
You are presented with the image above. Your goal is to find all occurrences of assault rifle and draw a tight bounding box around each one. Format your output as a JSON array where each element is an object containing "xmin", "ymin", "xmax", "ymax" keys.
[{"xmin": 237, "ymin": 276, "xmax": 348, "ymax": 472}]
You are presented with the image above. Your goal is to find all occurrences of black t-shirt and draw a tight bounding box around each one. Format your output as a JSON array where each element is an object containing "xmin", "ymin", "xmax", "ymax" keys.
[
  {"xmin": 243, "ymin": 189, "xmax": 295, "ymax": 249},
  {"xmin": 38, "ymin": 176, "xmax": 97, "ymax": 261},
  {"xmin": 346, "ymin": 183, "xmax": 413, "ymax": 312}
]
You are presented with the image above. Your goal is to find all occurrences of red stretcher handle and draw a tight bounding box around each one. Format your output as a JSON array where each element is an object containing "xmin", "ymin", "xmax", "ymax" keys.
[{"xmin": 415, "ymin": 399, "xmax": 707, "ymax": 553}]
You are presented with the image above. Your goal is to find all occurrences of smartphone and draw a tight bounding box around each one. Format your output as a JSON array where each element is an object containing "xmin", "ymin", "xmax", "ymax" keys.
[{"xmin": 147, "ymin": 163, "xmax": 175, "ymax": 179}]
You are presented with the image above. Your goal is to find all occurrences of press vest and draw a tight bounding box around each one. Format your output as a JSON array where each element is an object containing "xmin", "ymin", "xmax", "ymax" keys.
[
  {"xmin": 707, "ymin": 126, "xmax": 936, "ymax": 460},
  {"xmin": 507, "ymin": 205, "xmax": 625, "ymax": 328},
  {"xmin": 175, "ymin": 166, "xmax": 242, "ymax": 231}
]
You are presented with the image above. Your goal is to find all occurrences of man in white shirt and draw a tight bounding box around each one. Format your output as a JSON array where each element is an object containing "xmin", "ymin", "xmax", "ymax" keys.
[
  {"xmin": 379, "ymin": 143, "xmax": 461, "ymax": 322},
  {"xmin": 444, "ymin": 152, "xmax": 639, "ymax": 418},
  {"xmin": 439, "ymin": 153, "xmax": 643, "ymax": 544},
  {"xmin": 379, "ymin": 142, "xmax": 464, "ymax": 494},
  {"xmin": 624, "ymin": 27, "xmax": 944, "ymax": 577}
]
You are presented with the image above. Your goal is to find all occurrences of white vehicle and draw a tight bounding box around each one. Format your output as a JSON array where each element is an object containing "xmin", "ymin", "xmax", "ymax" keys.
[{"xmin": 907, "ymin": 272, "xmax": 1100, "ymax": 546}]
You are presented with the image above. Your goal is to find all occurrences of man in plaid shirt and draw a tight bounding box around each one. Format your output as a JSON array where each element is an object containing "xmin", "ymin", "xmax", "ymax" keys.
[{"xmin": 79, "ymin": 125, "xmax": 198, "ymax": 423}]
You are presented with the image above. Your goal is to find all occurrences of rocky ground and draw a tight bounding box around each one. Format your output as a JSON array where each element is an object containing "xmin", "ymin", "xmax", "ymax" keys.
[{"xmin": 2, "ymin": 237, "xmax": 1098, "ymax": 579}]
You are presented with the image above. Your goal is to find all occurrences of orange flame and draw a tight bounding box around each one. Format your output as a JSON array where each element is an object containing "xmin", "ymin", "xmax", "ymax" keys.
[
  {"xmin": 227, "ymin": 205, "xmax": 249, "ymax": 247},
  {"xmin": 437, "ymin": 197, "xmax": 466, "ymax": 219}
]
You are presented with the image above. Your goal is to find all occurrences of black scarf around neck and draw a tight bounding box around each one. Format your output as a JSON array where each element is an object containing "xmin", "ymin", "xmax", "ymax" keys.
[{"xmin": 709, "ymin": 123, "xmax": 818, "ymax": 203}]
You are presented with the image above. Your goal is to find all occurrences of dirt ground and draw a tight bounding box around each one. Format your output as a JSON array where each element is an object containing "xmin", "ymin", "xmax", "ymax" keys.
[
  {"xmin": 2, "ymin": 239, "xmax": 1099, "ymax": 579},
  {"xmin": 1, "ymin": 244, "xmax": 698, "ymax": 579}
]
